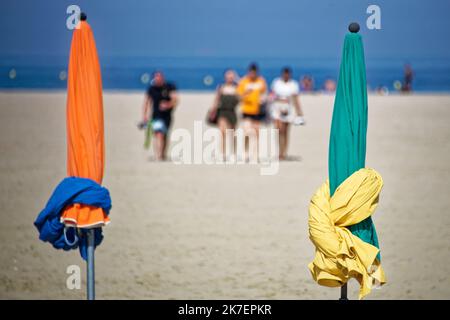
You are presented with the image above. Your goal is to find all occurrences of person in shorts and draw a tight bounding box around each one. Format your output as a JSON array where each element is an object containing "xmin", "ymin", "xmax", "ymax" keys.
[
  {"xmin": 237, "ymin": 63, "xmax": 267, "ymax": 161},
  {"xmin": 141, "ymin": 71, "xmax": 178, "ymax": 160},
  {"xmin": 269, "ymin": 67, "xmax": 305, "ymax": 160}
]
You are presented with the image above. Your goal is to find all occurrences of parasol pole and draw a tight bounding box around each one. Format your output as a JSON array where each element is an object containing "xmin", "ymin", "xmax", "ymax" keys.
[
  {"xmin": 87, "ymin": 228, "xmax": 95, "ymax": 300},
  {"xmin": 73, "ymin": 11, "xmax": 96, "ymax": 301},
  {"xmin": 340, "ymin": 283, "xmax": 348, "ymax": 300},
  {"xmin": 65, "ymin": 11, "xmax": 104, "ymax": 300}
]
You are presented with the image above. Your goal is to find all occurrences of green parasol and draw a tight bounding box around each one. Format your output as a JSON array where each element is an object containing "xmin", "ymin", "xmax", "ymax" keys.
[{"xmin": 328, "ymin": 23, "xmax": 380, "ymax": 299}]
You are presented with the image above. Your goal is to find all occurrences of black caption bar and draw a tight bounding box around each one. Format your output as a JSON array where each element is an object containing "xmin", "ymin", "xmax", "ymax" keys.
[{"xmin": 2, "ymin": 300, "xmax": 446, "ymax": 319}]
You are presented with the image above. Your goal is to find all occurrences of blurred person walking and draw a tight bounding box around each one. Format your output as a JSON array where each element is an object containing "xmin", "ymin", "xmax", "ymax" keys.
[
  {"xmin": 269, "ymin": 67, "xmax": 305, "ymax": 160},
  {"xmin": 237, "ymin": 63, "xmax": 267, "ymax": 161},
  {"xmin": 141, "ymin": 71, "xmax": 178, "ymax": 161},
  {"xmin": 210, "ymin": 69, "xmax": 240, "ymax": 158}
]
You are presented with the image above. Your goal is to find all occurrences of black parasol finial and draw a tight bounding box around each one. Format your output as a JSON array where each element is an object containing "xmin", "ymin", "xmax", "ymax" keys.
[{"xmin": 348, "ymin": 22, "xmax": 360, "ymax": 33}]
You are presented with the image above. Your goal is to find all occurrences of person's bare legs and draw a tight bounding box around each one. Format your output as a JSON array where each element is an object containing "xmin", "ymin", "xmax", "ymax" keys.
[
  {"xmin": 274, "ymin": 119, "xmax": 283, "ymax": 159},
  {"xmin": 218, "ymin": 117, "xmax": 231, "ymax": 159},
  {"xmin": 161, "ymin": 133, "xmax": 168, "ymax": 160},
  {"xmin": 153, "ymin": 132, "xmax": 165, "ymax": 161},
  {"xmin": 281, "ymin": 122, "xmax": 290, "ymax": 160},
  {"xmin": 250, "ymin": 119, "xmax": 260, "ymax": 162},
  {"xmin": 277, "ymin": 121, "xmax": 288, "ymax": 160},
  {"xmin": 243, "ymin": 118, "xmax": 252, "ymax": 162}
]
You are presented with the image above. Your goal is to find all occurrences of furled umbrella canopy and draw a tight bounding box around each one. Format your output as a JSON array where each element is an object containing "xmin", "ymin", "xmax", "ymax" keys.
[
  {"xmin": 328, "ymin": 30, "xmax": 379, "ymax": 253},
  {"xmin": 61, "ymin": 18, "xmax": 110, "ymax": 229},
  {"xmin": 308, "ymin": 25, "xmax": 386, "ymax": 299},
  {"xmin": 34, "ymin": 15, "xmax": 111, "ymax": 266},
  {"xmin": 34, "ymin": 15, "xmax": 111, "ymax": 301}
]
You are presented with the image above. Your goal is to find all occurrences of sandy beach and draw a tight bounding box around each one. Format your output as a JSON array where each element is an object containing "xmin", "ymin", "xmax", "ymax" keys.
[{"xmin": 0, "ymin": 91, "xmax": 449, "ymax": 299}]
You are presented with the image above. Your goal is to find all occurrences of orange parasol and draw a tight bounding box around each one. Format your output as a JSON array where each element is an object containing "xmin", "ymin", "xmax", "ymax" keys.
[
  {"xmin": 34, "ymin": 12, "xmax": 110, "ymax": 301},
  {"xmin": 62, "ymin": 13, "xmax": 108, "ymax": 300},
  {"xmin": 61, "ymin": 14, "xmax": 109, "ymax": 229}
]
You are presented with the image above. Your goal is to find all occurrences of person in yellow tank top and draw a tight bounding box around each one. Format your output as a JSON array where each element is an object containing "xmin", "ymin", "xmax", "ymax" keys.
[{"xmin": 237, "ymin": 63, "xmax": 267, "ymax": 161}]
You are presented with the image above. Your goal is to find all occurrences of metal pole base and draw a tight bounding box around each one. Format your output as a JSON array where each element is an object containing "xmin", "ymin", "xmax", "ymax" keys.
[
  {"xmin": 87, "ymin": 229, "xmax": 95, "ymax": 300},
  {"xmin": 339, "ymin": 283, "xmax": 348, "ymax": 300}
]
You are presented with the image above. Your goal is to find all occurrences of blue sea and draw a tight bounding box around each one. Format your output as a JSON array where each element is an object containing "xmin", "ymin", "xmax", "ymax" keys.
[{"xmin": 1, "ymin": 55, "xmax": 450, "ymax": 92}]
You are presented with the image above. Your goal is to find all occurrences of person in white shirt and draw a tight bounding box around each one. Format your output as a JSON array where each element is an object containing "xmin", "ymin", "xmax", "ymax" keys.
[{"xmin": 269, "ymin": 67, "xmax": 305, "ymax": 160}]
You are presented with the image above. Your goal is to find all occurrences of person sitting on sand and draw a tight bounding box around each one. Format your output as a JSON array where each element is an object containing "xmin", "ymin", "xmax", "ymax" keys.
[
  {"xmin": 323, "ymin": 78, "xmax": 337, "ymax": 93},
  {"xmin": 237, "ymin": 63, "xmax": 267, "ymax": 161},
  {"xmin": 210, "ymin": 69, "xmax": 240, "ymax": 158},
  {"xmin": 300, "ymin": 75, "xmax": 315, "ymax": 92},
  {"xmin": 141, "ymin": 71, "xmax": 178, "ymax": 161},
  {"xmin": 269, "ymin": 67, "xmax": 305, "ymax": 160}
]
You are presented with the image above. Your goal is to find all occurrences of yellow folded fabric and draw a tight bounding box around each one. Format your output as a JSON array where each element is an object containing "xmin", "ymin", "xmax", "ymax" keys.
[{"xmin": 308, "ymin": 168, "xmax": 386, "ymax": 299}]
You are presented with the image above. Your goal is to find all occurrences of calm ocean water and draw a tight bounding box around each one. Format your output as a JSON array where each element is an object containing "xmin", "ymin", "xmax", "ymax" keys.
[{"xmin": 1, "ymin": 56, "xmax": 450, "ymax": 92}]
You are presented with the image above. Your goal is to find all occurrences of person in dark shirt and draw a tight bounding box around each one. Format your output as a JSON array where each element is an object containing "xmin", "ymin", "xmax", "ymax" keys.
[
  {"xmin": 141, "ymin": 71, "xmax": 178, "ymax": 160},
  {"xmin": 402, "ymin": 63, "xmax": 414, "ymax": 92}
]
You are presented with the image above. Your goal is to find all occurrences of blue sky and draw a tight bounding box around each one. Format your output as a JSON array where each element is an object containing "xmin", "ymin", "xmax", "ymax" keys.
[{"xmin": 1, "ymin": 0, "xmax": 450, "ymax": 62}]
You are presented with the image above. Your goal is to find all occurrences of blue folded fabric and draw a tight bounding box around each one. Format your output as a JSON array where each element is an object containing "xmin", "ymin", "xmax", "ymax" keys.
[{"xmin": 34, "ymin": 177, "xmax": 112, "ymax": 260}]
